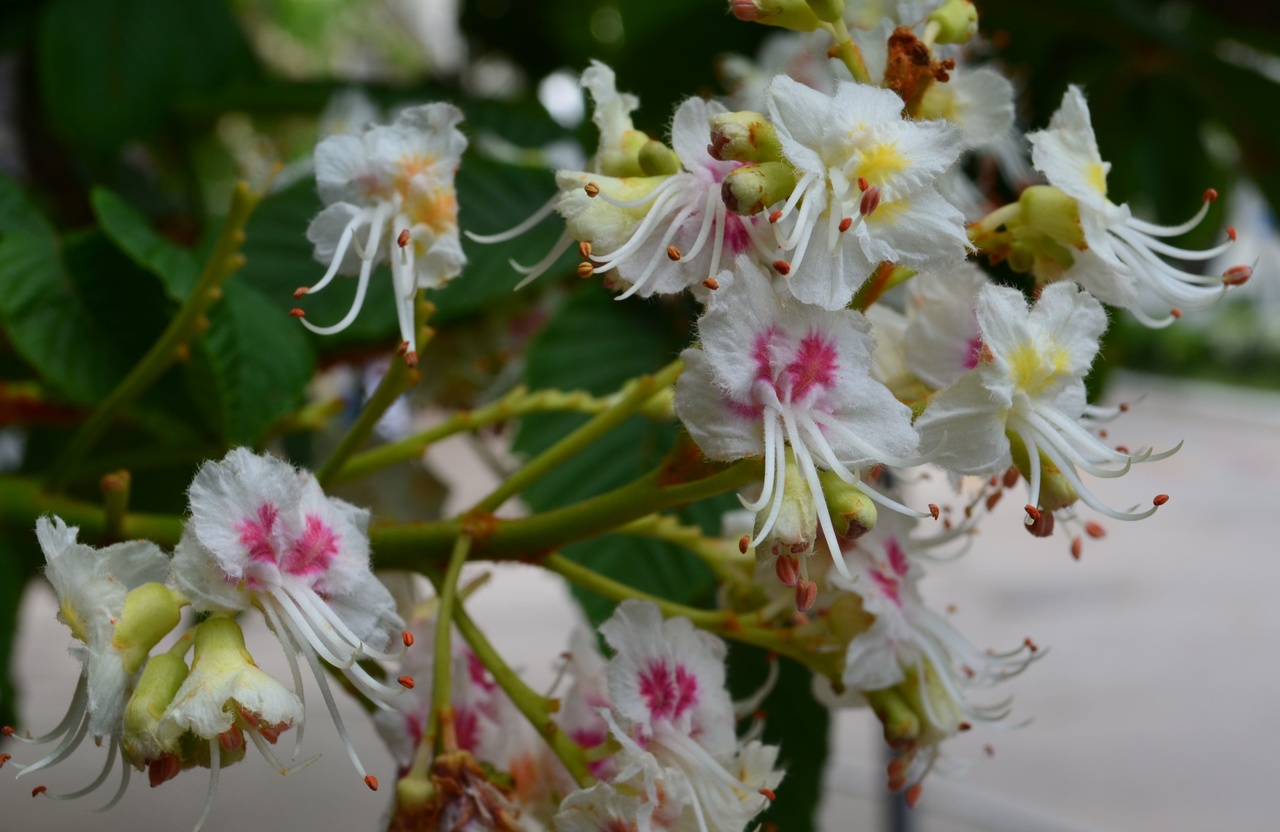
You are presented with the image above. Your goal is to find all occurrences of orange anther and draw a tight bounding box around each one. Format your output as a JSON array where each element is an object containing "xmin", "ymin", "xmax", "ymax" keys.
[
  {"xmin": 1024, "ymin": 636, "xmax": 1039, "ymax": 652},
  {"xmin": 364, "ymin": 775, "xmax": 379, "ymax": 791},
  {"xmin": 772, "ymin": 260, "xmax": 791, "ymax": 275},
  {"xmin": 293, "ymin": 286, "xmax": 309, "ymax": 298},
  {"xmin": 576, "ymin": 262, "xmax": 595, "ymax": 279},
  {"xmin": 289, "ymin": 308, "xmax": 306, "ymax": 318},
  {"xmin": 1002, "ymin": 466, "xmax": 1020, "ymax": 489},
  {"xmin": 1170, "ymin": 308, "xmax": 1182, "ymax": 318},
  {"xmin": 794, "ymin": 579, "xmax": 818, "ymax": 612},
  {"xmin": 1024, "ymin": 504, "xmax": 1041, "ymax": 522},
  {"xmin": 402, "ymin": 630, "xmax": 414, "ymax": 647},
  {"xmin": 739, "ymin": 534, "xmax": 751, "ymax": 554},
  {"xmin": 1226, "ymin": 226, "xmax": 1237, "ymax": 241},
  {"xmin": 769, "ymin": 210, "xmax": 783, "ymax": 223},
  {"xmin": 857, "ymin": 177, "xmax": 870, "ymax": 192},
  {"xmin": 1202, "ymin": 188, "xmax": 1218, "ymax": 203},
  {"xmin": 397, "ymin": 229, "xmax": 411, "ymax": 248},
  {"xmin": 666, "ymin": 245, "xmax": 682, "ymax": 261},
  {"xmin": 905, "ymin": 783, "xmax": 923, "ymax": 808},
  {"xmin": 775, "ymin": 555, "xmax": 800, "ymax": 588},
  {"xmin": 404, "ymin": 351, "xmax": 418, "ymax": 368},
  {"xmin": 759, "ymin": 787, "xmax": 777, "ymax": 801},
  {"xmin": 0, "ymin": 753, "xmax": 10, "ymax": 767},
  {"xmin": 838, "ymin": 217, "xmax": 853, "ymax": 232},
  {"xmin": 31, "ymin": 786, "xmax": 47, "ymax": 798},
  {"xmin": 1084, "ymin": 521, "xmax": 1106, "ymax": 538},
  {"xmin": 398, "ymin": 676, "xmax": 415, "ymax": 689},
  {"xmin": 584, "ymin": 183, "xmax": 600, "ymax": 197},
  {"xmin": 1071, "ymin": 537, "xmax": 1082, "ymax": 560},
  {"xmin": 702, "ymin": 277, "xmax": 719, "ymax": 290},
  {"xmin": 1223, "ymin": 265, "xmax": 1252, "ymax": 286},
  {"xmin": 928, "ymin": 503, "xmax": 940, "ymax": 520},
  {"xmin": 1153, "ymin": 494, "xmax": 1169, "ymax": 506},
  {"xmin": 578, "ymin": 241, "xmax": 592, "ymax": 259}
]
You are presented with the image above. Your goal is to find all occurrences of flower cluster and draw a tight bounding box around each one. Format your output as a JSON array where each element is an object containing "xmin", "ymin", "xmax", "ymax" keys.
[{"xmin": 3, "ymin": 449, "xmax": 409, "ymax": 829}]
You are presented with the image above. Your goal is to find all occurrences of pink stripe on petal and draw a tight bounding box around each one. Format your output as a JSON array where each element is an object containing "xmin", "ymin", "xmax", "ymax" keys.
[
  {"xmin": 282, "ymin": 514, "xmax": 340, "ymax": 577},
  {"xmin": 237, "ymin": 503, "xmax": 279, "ymax": 564}
]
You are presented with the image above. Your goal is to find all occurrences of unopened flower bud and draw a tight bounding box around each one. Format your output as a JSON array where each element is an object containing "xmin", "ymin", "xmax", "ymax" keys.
[
  {"xmin": 1019, "ymin": 185, "xmax": 1086, "ymax": 250},
  {"xmin": 123, "ymin": 653, "xmax": 190, "ymax": 766},
  {"xmin": 1008, "ymin": 430, "xmax": 1079, "ymax": 512},
  {"xmin": 722, "ymin": 161, "xmax": 797, "ymax": 216},
  {"xmin": 729, "ymin": 0, "xmax": 822, "ymax": 31},
  {"xmin": 638, "ymin": 140, "xmax": 682, "ymax": 176},
  {"xmin": 818, "ymin": 470, "xmax": 878, "ymax": 540},
  {"xmin": 897, "ymin": 660, "xmax": 964, "ymax": 742},
  {"xmin": 708, "ymin": 111, "xmax": 783, "ymax": 163},
  {"xmin": 754, "ymin": 450, "xmax": 817, "ymax": 558},
  {"xmin": 927, "ymin": 0, "xmax": 979, "ymax": 45},
  {"xmin": 864, "ymin": 687, "xmax": 920, "ymax": 748},
  {"xmin": 113, "ymin": 583, "xmax": 188, "ymax": 674}
]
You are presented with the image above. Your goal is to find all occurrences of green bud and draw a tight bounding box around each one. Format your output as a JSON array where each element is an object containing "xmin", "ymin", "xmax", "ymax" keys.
[
  {"xmin": 113, "ymin": 582, "xmax": 187, "ymax": 674},
  {"xmin": 864, "ymin": 687, "xmax": 920, "ymax": 748},
  {"xmin": 827, "ymin": 592, "xmax": 876, "ymax": 642},
  {"xmin": 1008, "ymin": 429, "xmax": 1079, "ymax": 512},
  {"xmin": 754, "ymin": 449, "xmax": 817, "ymax": 558},
  {"xmin": 927, "ymin": 0, "xmax": 979, "ymax": 45},
  {"xmin": 597, "ymin": 129, "xmax": 649, "ymax": 178},
  {"xmin": 729, "ymin": 0, "xmax": 823, "ymax": 32},
  {"xmin": 708, "ymin": 111, "xmax": 783, "ymax": 164},
  {"xmin": 123, "ymin": 653, "xmax": 189, "ymax": 764},
  {"xmin": 638, "ymin": 140, "xmax": 682, "ymax": 177},
  {"xmin": 897, "ymin": 660, "xmax": 964, "ymax": 742},
  {"xmin": 721, "ymin": 161, "xmax": 797, "ymax": 216},
  {"xmin": 818, "ymin": 470, "xmax": 878, "ymax": 541},
  {"xmin": 804, "ymin": 0, "xmax": 844, "ymax": 24},
  {"xmin": 1019, "ymin": 185, "xmax": 1086, "ymax": 250}
]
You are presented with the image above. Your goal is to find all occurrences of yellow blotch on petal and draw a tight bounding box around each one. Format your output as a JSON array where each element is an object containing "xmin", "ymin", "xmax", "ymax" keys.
[
  {"xmin": 854, "ymin": 141, "xmax": 909, "ymax": 188},
  {"xmin": 1006, "ymin": 339, "xmax": 1070, "ymax": 398},
  {"xmin": 1085, "ymin": 161, "xmax": 1108, "ymax": 196}
]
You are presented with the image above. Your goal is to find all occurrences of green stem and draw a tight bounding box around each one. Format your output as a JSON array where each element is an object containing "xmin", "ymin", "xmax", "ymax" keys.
[
  {"xmin": 317, "ymin": 300, "xmax": 435, "ymax": 487},
  {"xmin": 371, "ymin": 457, "xmax": 762, "ymax": 567},
  {"xmin": 0, "ymin": 475, "xmax": 183, "ymax": 545},
  {"xmin": 450, "ymin": 597, "xmax": 594, "ymax": 787},
  {"xmin": 468, "ymin": 359, "xmax": 683, "ymax": 514},
  {"xmin": 616, "ymin": 513, "xmax": 755, "ymax": 589},
  {"xmin": 44, "ymin": 183, "xmax": 262, "ymax": 492},
  {"xmin": 544, "ymin": 553, "xmax": 844, "ymax": 683},
  {"xmin": 333, "ymin": 384, "xmax": 670, "ymax": 486},
  {"xmin": 424, "ymin": 534, "xmax": 470, "ymax": 755},
  {"xmin": 826, "ymin": 19, "xmax": 873, "ymax": 84}
]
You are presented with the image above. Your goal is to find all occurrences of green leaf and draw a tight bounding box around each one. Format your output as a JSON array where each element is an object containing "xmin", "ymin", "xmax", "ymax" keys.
[
  {"xmin": 91, "ymin": 187, "xmax": 201, "ymax": 300},
  {"xmin": 201, "ymin": 280, "xmax": 315, "ymax": 445},
  {"xmin": 726, "ymin": 644, "xmax": 830, "ymax": 832},
  {"xmin": 0, "ymin": 535, "xmax": 38, "ymax": 731},
  {"xmin": 514, "ymin": 282, "xmax": 719, "ymax": 624}
]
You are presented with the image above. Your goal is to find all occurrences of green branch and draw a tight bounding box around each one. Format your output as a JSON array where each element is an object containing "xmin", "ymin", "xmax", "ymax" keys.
[
  {"xmin": 423, "ymin": 534, "xmax": 470, "ymax": 754},
  {"xmin": 44, "ymin": 183, "xmax": 262, "ymax": 492}
]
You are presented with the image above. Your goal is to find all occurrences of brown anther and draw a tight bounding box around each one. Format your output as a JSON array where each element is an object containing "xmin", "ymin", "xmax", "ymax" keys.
[
  {"xmin": 293, "ymin": 286, "xmax": 309, "ymax": 298},
  {"xmin": 1227, "ymin": 226, "xmax": 1238, "ymax": 241},
  {"xmin": 838, "ymin": 217, "xmax": 853, "ymax": 232},
  {"xmin": 869, "ymin": 463, "xmax": 885, "ymax": 481},
  {"xmin": 772, "ymin": 259, "xmax": 791, "ymax": 275},
  {"xmin": 398, "ymin": 675, "xmax": 415, "ymax": 689},
  {"xmin": 1202, "ymin": 187, "xmax": 1218, "ymax": 203},
  {"xmin": 827, "ymin": 44, "xmax": 841, "ymax": 58},
  {"xmin": 1115, "ymin": 445, "xmax": 1130, "ymax": 454},
  {"xmin": 0, "ymin": 753, "xmax": 10, "ymax": 768},
  {"xmin": 1084, "ymin": 521, "xmax": 1106, "ymax": 538},
  {"xmin": 219, "ymin": 725, "xmax": 245, "ymax": 754},
  {"xmin": 402, "ymin": 630, "xmax": 414, "ymax": 647},
  {"xmin": 1223, "ymin": 265, "xmax": 1252, "ymax": 286},
  {"xmin": 404, "ymin": 350, "xmax": 418, "ymax": 368},
  {"xmin": 928, "ymin": 503, "xmax": 940, "ymax": 521},
  {"xmin": 397, "ymin": 229, "xmax": 411, "ymax": 248},
  {"xmin": 1071, "ymin": 537, "xmax": 1083, "ymax": 560},
  {"xmin": 957, "ymin": 721, "xmax": 972, "ymax": 732},
  {"xmin": 775, "ymin": 555, "xmax": 800, "ymax": 588},
  {"xmin": 576, "ymin": 262, "xmax": 595, "ymax": 279},
  {"xmin": 947, "ymin": 603, "xmax": 958, "ymax": 615},
  {"xmin": 32, "ymin": 786, "xmax": 47, "ymax": 798},
  {"xmin": 289, "ymin": 308, "xmax": 306, "ymax": 318},
  {"xmin": 1170, "ymin": 308, "xmax": 1182, "ymax": 318},
  {"xmin": 759, "ymin": 787, "xmax": 777, "ymax": 801},
  {"xmin": 666, "ymin": 245, "xmax": 682, "ymax": 261},
  {"xmin": 795, "ymin": 579, "xmax": 818, "ymax": 612},
  {"xmin": 984, "ymin": 744, "xmax": 996, "ymax": 758},
  {"xmin": 1002, "ymin": 466, "xmax": 1020, "ymax": 489},
  {"xmin": 1024, "ymin": 636, "xmax": 1039, "ymax": 652},
  {"xmin": 985, "ymin": 490, "xmax": 1002, "ymax": 511},
  {"xmin": 1024, "ymin": 504, "xmax": 1041, "ymax": 522},
  {"xmin": 578, "ymin": 241, "xmax": 592, "ymax": 259},
  {"xmin": 1099, "ymin": 429, "xmax": 1109, "ymax": 438},
  {"xmin": 859, "ymin": 186, "xmax": 882, "ymax": 216},
  {"xmin": 1153, "ymin": 494, "xmax": 1169, "ymax": 506},
  {"xmin": 2, "ymin": 725, "xmax": 14, "ymax": 737},
  {"xmin": 1118, "ymin": 402, "xmax": 1130, "ymax": 412},
  {"xmin": 857, "ymin": 176, "xmax": 870, "ymax": 192},
  {"xmin": 364, "ymin": 774, "xmax": 379, "ymax": 791},
  {"xmin": 905, "ymin": 784, "xmax": 923, "ymax": 808},
  {"xmin": 584, "ymin": 182, "xmax": 600, "ymax": 198},
  {"xmin": 702, "ymin": 277, "xmax": 720, "ymax": 290},
  {"xmin": 769, "ymin": 210, "xmax": 783, "ymax": 224},
  {"xmin": 1025, "ymin": 509, "xmax": 1055, "ymax": 537},
  {"xmin": 148, "ymin": 753, "xmax": 182, "ymax": 788}
]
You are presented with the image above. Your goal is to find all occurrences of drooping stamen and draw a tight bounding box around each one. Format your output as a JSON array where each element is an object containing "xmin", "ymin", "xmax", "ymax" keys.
[
  {"xmin": 304, "ymin": 208, "xmax": 370, "ymax": 297},
  {"xmin": 740, "ymin": 415, "xmax": 778, "ymax": 513},
  {"xmin": 5, "ymin": 674, "xmax": 87, "ymax": 745},
  {"xmin": 464, "ymin": 193, "xmax": 559, "ymax": 244},
  {"xmin": 191, "ymin": 738, "xmax": 221, "ymax": 832},
  {"xmin": 290, "ymin": 611, "xmax": 376, "ymax": 783},
  {"xmin": 12, "ymin": 705, "xmax": 90, "ymax": 778},
  {"xmin": 260, "ymin": 599, "xmax": 308, "ymax": 758},
  {"xmin": 270, "ymin": 592, "xmax": 355, "ymax": 669},
  {"xmin": 91, "ymin": 756, "xmax": 131, "ymax": 813},
  {"xmin": 512, "ymin": 231, "xmax": 575, "ymax": 290},
  {"xmin": 300, "ymin": 203, "xmax": 390, "ymax": 336},
  {"xmin": 42, "ymin": 736, "xmax": 118, "ymax": 801}
]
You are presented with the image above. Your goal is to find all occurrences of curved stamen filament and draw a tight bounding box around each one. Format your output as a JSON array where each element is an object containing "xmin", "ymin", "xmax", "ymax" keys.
[
  {"xmin": 271, "ymin": 592, "xmax": 355, "ymax": 669},
  {"xmin": 739, "ymin": 414, "xmax": 778, "ymax": 514},
  {"xmin": 593, "ymin": 175, "xmax": 682, "ymax": 210},
  {"xmin": 12, "ymin": 706, "xmax": 89, "ymax": 778},
  {"xmin": 748, "ymin": 413, "xmax": 789, "ymax": 548},
  {"xmin": 464, "ymin": 193, "xmax": 559, "ymax": 244},
  {"xmin": 1124, "ymin": 197, "xmax": 1211, "ymax": 238},
  {"xmin": 1018, "ymin": 422, "xmax": 1158, "ymax": 521},
  {"xmin": 512, "ymin": 231, "xmax": 573, "ymax": 289},
  {"xmin": 260, "ymin": 599, "xmax": 308, "ymax": 758},
  {"xmin": 6, "ymin": 674, "xmax": 87, "ymax": 745},
  {"xmin": 307, "ymin": 209, "xmax": 368, "ymax": 297},
  {"xmin": 589, "ymin": 187, "xmax": 687, "ymax": 271},
  {"xmin": 778, "ymin": 408, "xmax": 852, "ymax": 582},
  {"xmin": 91, "ymin": 757, "xmax": 131, "ymax": 814},
  {"xmin": 43, "ymin": 736, "xmax": 118, "ymax": 801},
  {"xmin": 1112, "ymin": 227, "xmax": 1230, "ymax": 285},
  {"xmin": 293, "ymin": 618, "xmax": 373, "ymax": 782},
  {"xmin": 614, "ymin": 201, "xmax": 699, "ymax": 301},
  {"xmin": 192, "ymin": 738, "xmax": 221, "ymax": 832},
  {"xmin": 300, "ymin": 203, "xmax": 390, "ymax": 336},
  {"xmin": 1120, "ymin": 226, "xmax": 1234, "ymax": 262}
]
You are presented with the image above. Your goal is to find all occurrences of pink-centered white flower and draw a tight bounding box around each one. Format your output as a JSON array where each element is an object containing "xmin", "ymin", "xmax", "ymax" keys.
[
  {"xmin": 595, "ymin": 600, "xmax": 782, "ymax": 832},
  {"xmin": 557, "ymin": 96, "xmax": 775, "ymax": 301},
  {"xmin": 914, "ymin": 282, "xmax": 1178, "ymax": 523},
  {"xmin": 675, "ymin": 257, "xmax": 925, "ymax": 581},
  {"xmin": 902, "ymin": 264, "xmax": 988, "ymax": 392},
  {"xmin": 171, "ymin": 448, "xmax": 406, "ymax": 788},
  {"xmin": 765, "ymin": 75, "xmax": 969, "ymax": 310},
  {"xmin": 298, "ymin": 103, "xmax": 468, "ymax": 362},
  {"xmin": 1028, "ymin": 86, "xmax": 1242, "ymax": 323}
]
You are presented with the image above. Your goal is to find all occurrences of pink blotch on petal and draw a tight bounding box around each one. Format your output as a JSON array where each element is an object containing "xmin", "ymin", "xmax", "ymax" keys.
[
  {"xmin": 282, "ymin": 514, "xmax": 340, "ymax": 577},
  {"xmin": 870, "ymin": 568, "xmax": 903, "ymax": 608},
  {"xmin": 720, "ymin": 211, "xmax": 753, "ymax": 254},
  {"xmin": 467, "ymin": 651, "xmax": 498, "ymax": 694},
  {"xmin": 237, "ymin": 503, "xmax": 279, "ymax": 564},
  {"xmin": 454, "ymin": 707, "xmax": 479, "ymax": 752},
  {"xmin": 637, "ymin": 659, "xmax": 700, "ymax": 723},
  {"xmin": 964, "ymin": 335, "xmax": 984, "ymax": 370},
  {"xmin": 785, "ymin": 331, "xmax": 839, "ymax": 402},
  {"xmin": 885, "ymin": 537, "xmax": 909, "ymax": 577}
]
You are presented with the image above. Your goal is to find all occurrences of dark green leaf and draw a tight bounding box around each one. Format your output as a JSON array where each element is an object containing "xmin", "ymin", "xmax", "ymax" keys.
[
  {"xmin": 91, "ymin": 187, "xmax": 200, "ymax": 300},
  {"xmin": 201, "ymin": 280, "xmax": 315, "ymax": 445},
  {"xmin": 0, "ymin": 533, "xmax": 39, "ymax": 732}
]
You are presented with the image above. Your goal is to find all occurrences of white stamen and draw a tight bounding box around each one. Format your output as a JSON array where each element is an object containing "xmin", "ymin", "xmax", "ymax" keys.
[
  {"xmin": 464, "ymin": 193, "xmax": 559, "ymax": 244},
  {"xmin": 192, "ymin": 738, "xmax": 221, "ymax": 832},
  {"xmin": 512, "ymin": 231, "xmax": 574, "ymax": 289},
  {"xmin": 44, "ymin": 736, "xmax": 118, "ymax": 800},
  {"xmin": 261, "ymin": 599, "xmax": 308, "ymax": 759},
  {"xmin": 307, "ymin": 209, "xmax": 369, "ymax": 296},
  {"xmin": 91, "ymin": 757, "xmax": 131, "ymax": 813}
]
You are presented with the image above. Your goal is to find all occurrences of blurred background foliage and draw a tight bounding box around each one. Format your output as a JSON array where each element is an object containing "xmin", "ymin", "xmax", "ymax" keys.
[{"xmin": 0, "ymin": 0, "xmax": 1277, "ymax": 827}]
